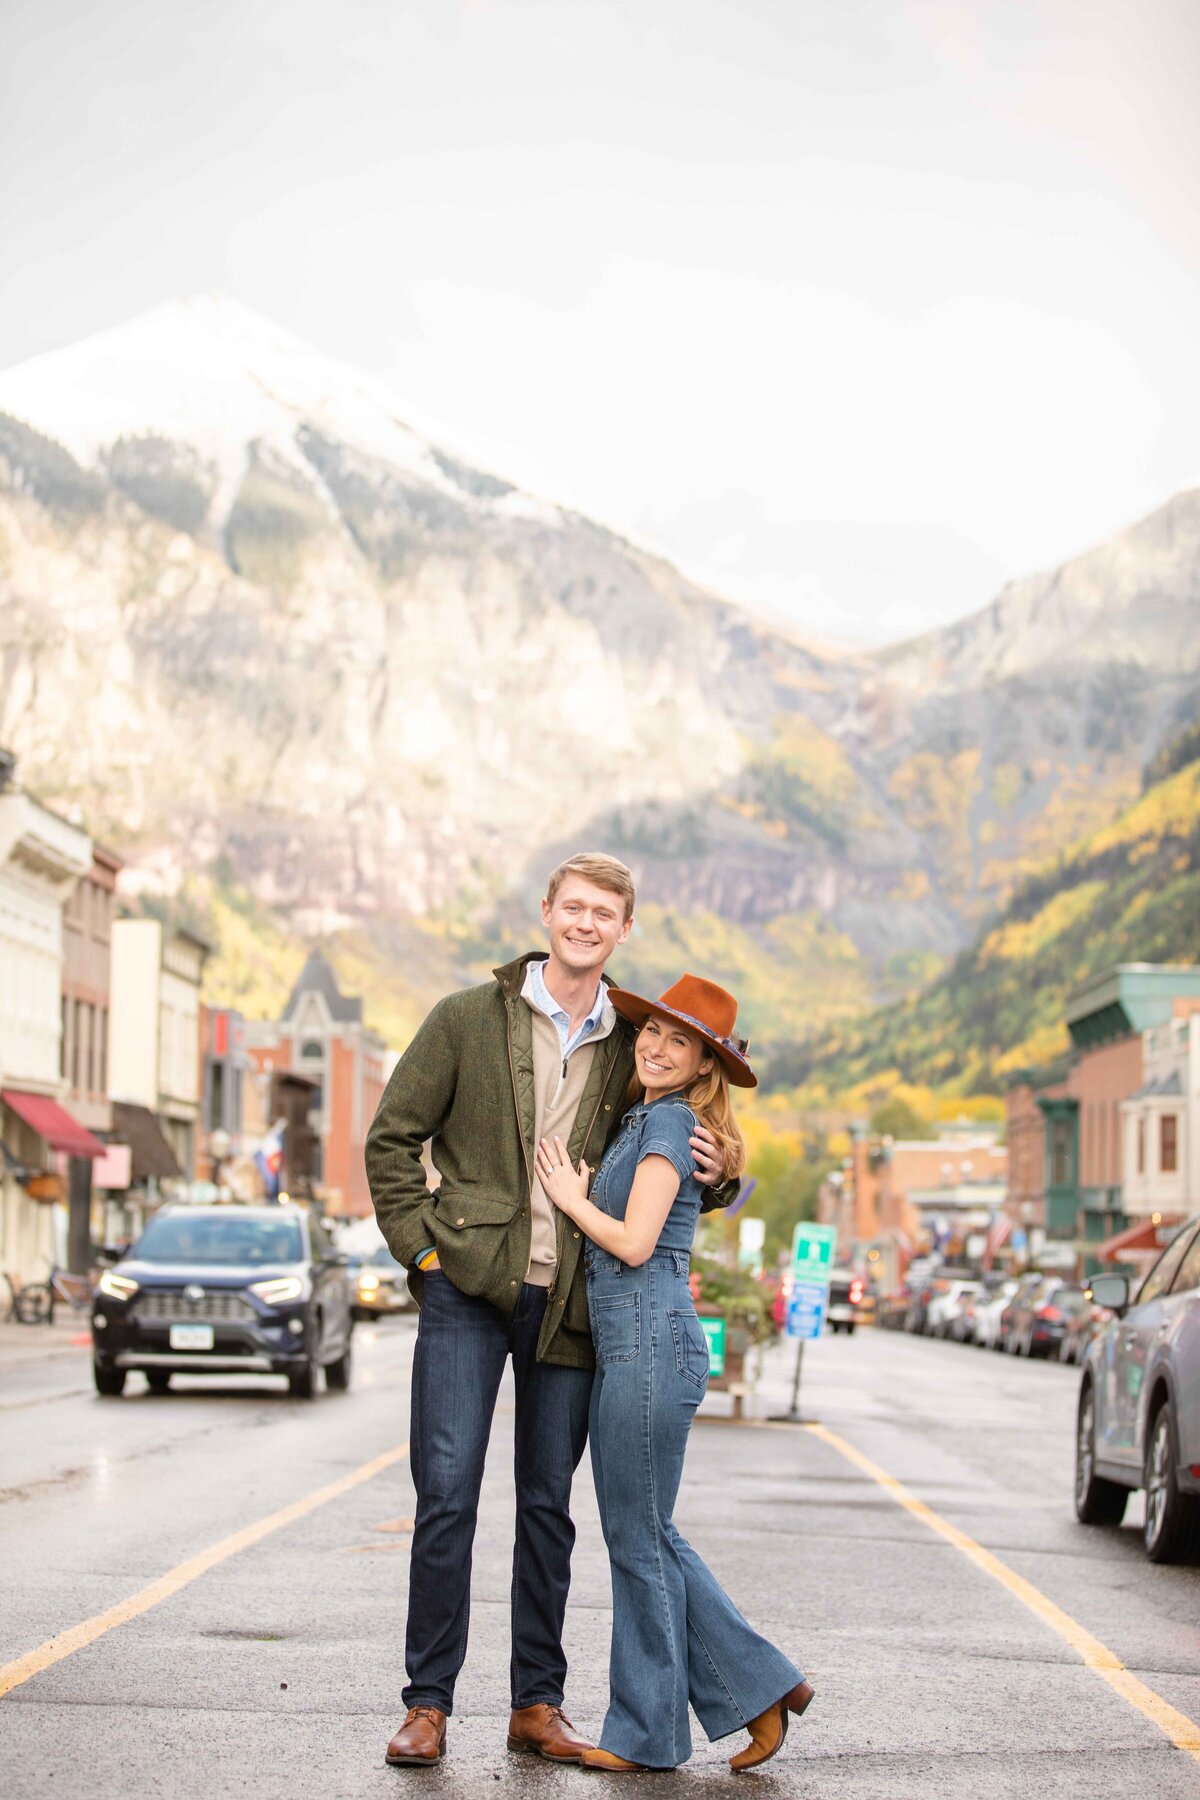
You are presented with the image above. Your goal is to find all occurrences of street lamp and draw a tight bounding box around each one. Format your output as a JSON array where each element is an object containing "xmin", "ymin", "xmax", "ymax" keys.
[{"xmin": 209, "ymin": 1127, "xmax": 232, "ymax": 1196}]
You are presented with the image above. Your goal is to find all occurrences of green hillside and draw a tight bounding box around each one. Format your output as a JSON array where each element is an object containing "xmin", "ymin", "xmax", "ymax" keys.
[{"xmin": 767, "ymin": 718, "xmax": 1200, "ymax": 1103}]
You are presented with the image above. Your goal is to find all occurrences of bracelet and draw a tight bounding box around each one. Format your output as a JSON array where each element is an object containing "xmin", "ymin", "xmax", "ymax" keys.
[{"xmin": 413, "ymin": 1246, "xmax": 439, "ymax": 1271}]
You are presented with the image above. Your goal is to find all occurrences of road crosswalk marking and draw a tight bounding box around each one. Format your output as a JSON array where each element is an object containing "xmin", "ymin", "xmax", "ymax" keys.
[{"xmin": 0, "ymin": 1440, "xmax": 409, "ymax": 1701}]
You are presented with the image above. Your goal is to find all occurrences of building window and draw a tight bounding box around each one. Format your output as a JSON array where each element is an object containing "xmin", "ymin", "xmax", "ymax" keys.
[
  {"xmin": 1137, "ymin": 1116, "xmax": 1146, "ymax": 1175},
  {"xmin": 72, "ymin": 998, "xmax": 84, "ymax": 1091},
  {"xmin": 1051, "ymin": 1118, "xmax": 1073, "ymax": 1187},
  {"xmin": 99, "ymin": 1008, "xmax": 108, "ymax": 1097},
  {"xmin": 1161, "ymin": 1114, "xmax": 1178, "ymax": 1175},
  {"xmin": 60, "ymin": 994, "xmax": 69, "ymax": 1079},
  {"xmin": 210, "ymin": 1061, "xmax": 225, "ymax": 1130},
  {"xmin": 301, "ymin": 1039, "xmax": 324, "ymax": 1061},
  {"xmin": 84, "ymin": 1001, "xmax": 95, "ymax": 1095}
]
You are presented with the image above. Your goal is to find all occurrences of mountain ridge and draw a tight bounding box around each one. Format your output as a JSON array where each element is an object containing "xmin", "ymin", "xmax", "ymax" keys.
[{"xmin": 1, "ymin": 297, "xmax": 1196, "ymax": 1050}]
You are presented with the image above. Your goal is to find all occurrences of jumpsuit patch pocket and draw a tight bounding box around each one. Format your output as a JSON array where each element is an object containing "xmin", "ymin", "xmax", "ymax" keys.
[
  {"xmin": 668, "ymin": 1310, "xmax": 710, "ymax": 1388},
  {"xmin": 592, "ymin": 1292, "xmax": 641, "ymax": 1363}
]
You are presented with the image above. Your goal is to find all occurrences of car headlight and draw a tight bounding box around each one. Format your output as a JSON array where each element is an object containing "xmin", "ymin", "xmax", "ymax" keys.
[
  {"xmin": 98, "ymin": 1270, "xmax": 139, "ymax": 1301},
  {"xmin": 358, "ymin": 1273, "xmax": 381, "ymax": 1292},
  {"xmin": 249, "ymin": 1276, "xmax": 306, "ymax": 1306}
]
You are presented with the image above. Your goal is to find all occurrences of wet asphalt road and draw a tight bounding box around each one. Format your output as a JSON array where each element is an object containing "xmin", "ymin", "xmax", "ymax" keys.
[{"xmin": 2, "ymin": 1316, "xmax": 1199, "ymax": 1800}]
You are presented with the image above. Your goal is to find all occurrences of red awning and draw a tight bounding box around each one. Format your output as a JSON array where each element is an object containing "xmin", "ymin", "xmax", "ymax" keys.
[
  {"xmin": 1, "ymin": 1089, "xmax": 105, "ymax": 1159},
  {"xmin": 1095, "ymin": 1216, "xmax": 1181, "ymax": 1263}
]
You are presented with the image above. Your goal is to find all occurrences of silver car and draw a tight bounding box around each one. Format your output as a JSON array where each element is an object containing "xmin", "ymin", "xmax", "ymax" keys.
[{"xmin": 1074, "ymin": 1215, "xmax": 1200, "ymax": 1562}]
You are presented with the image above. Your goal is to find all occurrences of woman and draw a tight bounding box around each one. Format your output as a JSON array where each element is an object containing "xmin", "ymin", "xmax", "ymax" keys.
[{"xmin": 536, "ymin": 974, "xmax": 813, "ymax": 1774}]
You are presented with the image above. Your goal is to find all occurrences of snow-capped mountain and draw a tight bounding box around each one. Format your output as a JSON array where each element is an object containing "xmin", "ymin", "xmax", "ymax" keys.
[{"xmin": 0, "ymin": 295, "xmax": 558, "ymax": 532}]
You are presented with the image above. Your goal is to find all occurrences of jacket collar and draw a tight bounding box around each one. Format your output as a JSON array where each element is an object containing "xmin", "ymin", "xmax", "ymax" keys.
[{"xmin": 493, "ymin": 952, "xmax": 630, "ymax": 1033}]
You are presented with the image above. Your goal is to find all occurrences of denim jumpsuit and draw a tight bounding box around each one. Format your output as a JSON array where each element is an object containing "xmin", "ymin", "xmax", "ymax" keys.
[{"xmin": 585, "ymin": 1096, "xmax": 805, "ymax": 1768}]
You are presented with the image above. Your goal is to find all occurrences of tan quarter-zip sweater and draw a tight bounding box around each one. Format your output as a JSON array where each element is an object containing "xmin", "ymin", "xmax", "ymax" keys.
[{"xmin": 524, "ymin": 1010, "xmax": 603, "ymax": 1285}]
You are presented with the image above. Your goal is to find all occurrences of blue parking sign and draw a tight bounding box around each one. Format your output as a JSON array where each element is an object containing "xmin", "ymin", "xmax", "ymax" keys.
[{"xmin": 786, "ymin": 1279, "xmax": 829, "ymax": 1340}]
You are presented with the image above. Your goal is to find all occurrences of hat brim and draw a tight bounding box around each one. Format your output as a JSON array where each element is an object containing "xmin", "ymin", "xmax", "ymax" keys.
[{"xmin": 608, "ymin": 989, "xmax": 758, "ymax": 1089}]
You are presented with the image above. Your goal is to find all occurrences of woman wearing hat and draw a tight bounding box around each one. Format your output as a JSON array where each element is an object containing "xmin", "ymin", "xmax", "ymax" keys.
[{"xmin": 536, "ymin": 975, "xmax": 813, "ymax": 1774}]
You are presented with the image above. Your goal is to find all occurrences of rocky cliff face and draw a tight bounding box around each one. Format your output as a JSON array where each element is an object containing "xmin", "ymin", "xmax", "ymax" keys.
[{"xmin": 1, "ymin": 298, "xmax": 1196, "ymax": 1046}]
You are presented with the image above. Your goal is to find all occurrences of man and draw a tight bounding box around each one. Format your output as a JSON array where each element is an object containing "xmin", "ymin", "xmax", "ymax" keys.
[{"xmin": 366, "ymin": 852, "xmax": 734, "ymax": 1768}]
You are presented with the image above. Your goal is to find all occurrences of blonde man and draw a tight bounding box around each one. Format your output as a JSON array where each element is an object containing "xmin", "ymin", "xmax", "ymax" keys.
[{"xmin": 367, "ymin": 854, "xmax": 732, "ymax": 1769}]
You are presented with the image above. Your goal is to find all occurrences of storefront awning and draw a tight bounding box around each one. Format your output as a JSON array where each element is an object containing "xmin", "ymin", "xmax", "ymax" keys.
[
  {"xmin": 110, "ymin": 1102, "xmax": 181, "ymax": 1182},
  {"xmin": 1, "ymin": 1088, "xmax": 105, "ymax": 1159},
  {"xmin": 1095, "ymin": 1216, "xmax": 1181, "ymax": 1263}
]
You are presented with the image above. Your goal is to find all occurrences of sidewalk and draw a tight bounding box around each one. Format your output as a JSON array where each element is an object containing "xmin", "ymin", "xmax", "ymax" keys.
[{"xmin": 0, "ymin": 1305, "xmax": 91, "ymax": 1369}]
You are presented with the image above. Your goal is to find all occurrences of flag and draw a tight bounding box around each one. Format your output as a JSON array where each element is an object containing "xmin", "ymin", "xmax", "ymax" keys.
[
  {"xmin": 981, "ymin": 1212, "xmax": 1014, "ymax": 1270},
  {"xmin": 254, "ymin": 1120, "xmax": 286, "ymax": 1200}
]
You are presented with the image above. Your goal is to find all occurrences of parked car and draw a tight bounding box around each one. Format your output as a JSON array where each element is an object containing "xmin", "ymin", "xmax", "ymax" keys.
[
  {"xmin": 1006, "ymin": 1277, "xmax": 1084, "ymax": 1358},
  {"xmin": 972, "ymin": 1278, "xmax": 1019, "ymax": 1349},
  {"xmin": 876, "ymin": 1289, "xmax": 912, "ymax": 1331},
  {"xmin": 1059, "ymin": 1294, "xmax": 1114, "ymax": 1365},
  {"xmin": 927, "ymin": 1280, "xmax": 980, "ymax": 1339},
  {"xmin": 827, "ymin": 1269, "xmax": 865, "ymax": 1334},
  {"xmin": 1075, "ymin": 1215, "xmax": 1200, "ymax": 1562},
  {"xmin": 906, "ymin": 1266, "xmax": 972, "ymax": 1335},
  {"xmin": 91, "ymin": 1203, "xmax": 354, "ymax": 1398},
  {"xmin": 997, "ymin": 1273, "xmax": 1046, "ymax": 1352},
  {"xmin": 353, "ymin": 1242, "xmax": 412, "ymax": 1318}
]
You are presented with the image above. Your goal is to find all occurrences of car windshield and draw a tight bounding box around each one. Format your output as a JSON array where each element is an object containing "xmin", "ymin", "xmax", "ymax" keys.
[{"xmin": 134, "ymin": 1213, "xmax": 304, "ymax": 1266}]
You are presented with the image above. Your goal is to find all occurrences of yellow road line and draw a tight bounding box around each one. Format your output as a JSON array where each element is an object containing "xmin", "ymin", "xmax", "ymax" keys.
[
  {"xmin": 806, "ymin": 1421, "xmax": 1200, "ymax": 1765},
  {"xmin": 0, "ymin": 1440, "xmax": 409, "ymax": 1701}
]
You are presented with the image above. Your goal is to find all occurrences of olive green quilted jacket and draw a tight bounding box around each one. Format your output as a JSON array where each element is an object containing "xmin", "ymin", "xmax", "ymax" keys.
[
  {"xmin": 365, "ymin": 953, "xmax": 635, "ymax": 1367},
  {"xmin": 365, "ymin": 951, "xmax": 736, "ymax": 1368}
]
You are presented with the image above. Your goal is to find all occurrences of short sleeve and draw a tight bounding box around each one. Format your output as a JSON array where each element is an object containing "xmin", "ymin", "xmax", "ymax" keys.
[{"xmin": 637, "ymin": 1103, "xmax": 697, "ymax": 1184}]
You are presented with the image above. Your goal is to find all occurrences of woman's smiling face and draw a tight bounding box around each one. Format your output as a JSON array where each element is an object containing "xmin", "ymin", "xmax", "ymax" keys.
[{"xmin": 635, "ymin": 1012, "xmax": 712, "ymax": 1098}]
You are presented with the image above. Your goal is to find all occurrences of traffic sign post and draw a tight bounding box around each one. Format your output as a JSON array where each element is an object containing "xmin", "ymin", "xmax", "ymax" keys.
[
  {"xmin": 698, "ymin": 1315, "xmax": 727, "ymax": 1377},
  {"xmin": 771, "ymin": 1223, "xmax": 838, "ymax": 1423}
]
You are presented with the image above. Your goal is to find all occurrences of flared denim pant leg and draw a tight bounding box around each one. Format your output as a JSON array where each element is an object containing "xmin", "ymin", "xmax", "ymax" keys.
[{"xmin": 588, "ymin": 1254, "xmax": 804, "ymax": 1767}]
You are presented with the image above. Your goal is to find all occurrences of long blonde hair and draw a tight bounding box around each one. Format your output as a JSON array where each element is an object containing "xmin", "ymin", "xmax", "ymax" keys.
[{"xmin": 627, "ymin": 1046, "xmax": 747, "ymax": 1182}]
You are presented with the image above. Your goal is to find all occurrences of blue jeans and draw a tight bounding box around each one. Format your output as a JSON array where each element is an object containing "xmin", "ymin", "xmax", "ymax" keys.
[
  {"xmin": 587, "ymin": 1248, "xmax": 805, "ymax": 1767},
  {"xmin": 403, "ymin": 1271, "xmax": 593, "ymax": 1713}
]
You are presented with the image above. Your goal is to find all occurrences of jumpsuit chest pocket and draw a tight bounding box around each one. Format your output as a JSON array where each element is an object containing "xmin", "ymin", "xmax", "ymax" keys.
[
  {"xmin": 668, "ymin": 1309, "xmax": 710, "ymax": 1389},
  {"xmin": 591, "ymin": 1292, "xmax": 641, "ymax": 1364}
]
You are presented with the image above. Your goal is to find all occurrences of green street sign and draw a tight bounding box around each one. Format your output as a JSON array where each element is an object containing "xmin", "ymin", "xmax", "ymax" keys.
[
  {"xmin": 698, "ymin": 1315, "xmax": 727, "ymax": 1376},
  {"xmin": 790, "ymin": 1222, "xmax": 838, "ymax": 1284}
]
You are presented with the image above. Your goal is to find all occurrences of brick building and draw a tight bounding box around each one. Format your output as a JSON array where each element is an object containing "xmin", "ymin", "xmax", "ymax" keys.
[
  {"xmin": 244, "ymin": 950, "xmax": 390, "ymax": 1218},
  {"xmin": 1004, "ymin": 963, "xmax": 1200, "ymax": 1273}
]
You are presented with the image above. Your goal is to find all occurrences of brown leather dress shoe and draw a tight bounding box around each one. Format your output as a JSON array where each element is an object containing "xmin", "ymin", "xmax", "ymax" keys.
[
  {"xmin": 385, "ymin": 1706, "xmax": 447, "ymax": 1766},
  {"xmin": 579, "ymin": 1747, "xmax": 655, "ymax": 1772},
  {"xmin": 507, "ymin": 1702, "xmax": 594, "ymax": 1762},
  {"xmin": 729, "ymin": 1679, "xmax": 815, "ymax": 1774}
]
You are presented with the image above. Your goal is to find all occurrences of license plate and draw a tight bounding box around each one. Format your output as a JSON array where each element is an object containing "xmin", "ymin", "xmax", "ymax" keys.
[{"xmin": 169, "ymin": 1324, "xmax": 214, "ymax": 1351}]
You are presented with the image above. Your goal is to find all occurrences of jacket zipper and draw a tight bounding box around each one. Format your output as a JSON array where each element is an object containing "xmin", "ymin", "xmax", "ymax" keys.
[
  {"xmin": 578, "ymin": 1043, "xmax": 624, "ymax": 1172},
  {"xmin": 505, "ymin": 1000, "xmax": 535, "ymax": 1192}
]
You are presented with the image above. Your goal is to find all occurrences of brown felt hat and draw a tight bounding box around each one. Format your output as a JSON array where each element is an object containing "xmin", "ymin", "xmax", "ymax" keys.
[{"xmin": 607, "ymin": 973, "xmax": 757, "ymax": 1089}]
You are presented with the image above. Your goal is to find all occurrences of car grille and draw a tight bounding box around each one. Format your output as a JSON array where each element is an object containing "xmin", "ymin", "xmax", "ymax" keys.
[{"xmin": 133, "ymin": 1291, "xmax": 257, "ymax": 1324}]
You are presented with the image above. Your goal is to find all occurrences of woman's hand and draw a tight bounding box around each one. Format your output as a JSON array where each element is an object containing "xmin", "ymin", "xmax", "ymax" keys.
[
  {"xmin": 536, "ymin": 1135, "xmax": 591, "ymax": 1219},
  {"xmin": 690, "ymin": 1123, "xmax": 725, "ymax": 1186}
]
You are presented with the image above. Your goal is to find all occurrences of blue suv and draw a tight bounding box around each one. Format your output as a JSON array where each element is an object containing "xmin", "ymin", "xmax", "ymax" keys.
[{"xmin": 91, "ymin": 1203, "xmax": 354, "ymax": 1399}]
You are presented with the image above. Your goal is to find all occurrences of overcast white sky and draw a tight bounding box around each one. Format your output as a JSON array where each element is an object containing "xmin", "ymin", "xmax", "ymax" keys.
[{"xmin": 3, "ymin": 0, "xmax": 1200, "ymax": 643}]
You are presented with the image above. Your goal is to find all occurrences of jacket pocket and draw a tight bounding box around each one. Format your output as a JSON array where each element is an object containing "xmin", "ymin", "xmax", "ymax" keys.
[
  {"xmin": 434, "ymin": 1188, "xmax": 522, "ymax": 1231},
  {"xmin": 591, "ymin": 1292, "xmax": 640, "ymax": 1364},
  {"xmin": 668, "ymin": 1309, "xmax": 710, "ymax": 1389}
]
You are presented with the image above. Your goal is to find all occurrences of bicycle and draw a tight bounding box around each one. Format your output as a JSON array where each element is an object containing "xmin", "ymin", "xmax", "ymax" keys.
[
  {"xmin": 3, "ymin": 1269, "xmax": 53, "ymax": 1324},
  {"xmin": 49, "ymin": 1266, "xmax": 95, "ymax": 1312},
  {"xmin": 3, "ymin": 1264, "xmax": 96, "ymax": 1325}
]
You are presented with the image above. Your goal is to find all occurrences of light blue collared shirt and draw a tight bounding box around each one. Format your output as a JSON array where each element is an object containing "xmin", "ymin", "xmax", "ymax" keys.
[{"xmin": 522, "ymin": 959, "xmax": 614, "ymax": 1059}]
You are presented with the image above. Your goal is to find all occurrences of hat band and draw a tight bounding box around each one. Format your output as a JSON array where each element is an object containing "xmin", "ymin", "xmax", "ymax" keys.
[{"xmin": 650, "ymin": 1003, "xmax": 749, "ymax": 1062}]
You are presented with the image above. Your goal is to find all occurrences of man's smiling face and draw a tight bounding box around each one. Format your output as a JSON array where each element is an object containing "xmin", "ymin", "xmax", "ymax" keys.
[{"xmin": 541, "ymin": 875, "xmax": 632, "ymax": 981}]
